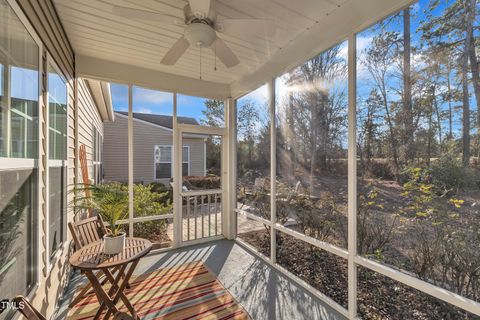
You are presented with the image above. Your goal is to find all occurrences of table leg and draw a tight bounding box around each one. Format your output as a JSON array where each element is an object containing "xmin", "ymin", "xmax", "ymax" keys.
[
  {"xmin": 94, "ymin": 264, "xmax": 127, "ymax": 320},
  {"xmin": 104, "ymin": 260, "xmax": 140, "ymax": 320},
  {"xmin": 84, "ymin": 270, "xmax": 121, "ymax": 320},
  {"xmin": 102, "ymin": 268, "xmax": 135, "ymax": 316}
]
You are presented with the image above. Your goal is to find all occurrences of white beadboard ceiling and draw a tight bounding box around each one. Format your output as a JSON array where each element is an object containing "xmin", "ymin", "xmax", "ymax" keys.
[{"xmin": 53, "ymin": 0, "xmax": 348, "ymax": 85}]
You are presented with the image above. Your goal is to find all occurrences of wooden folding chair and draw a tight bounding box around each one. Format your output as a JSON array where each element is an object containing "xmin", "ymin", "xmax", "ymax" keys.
[
  {"xmin": 12, "ymin": 296, "xmax": 46, "ymax": 320},
  {"xmin": 68, "ymin": 215, "xmax": 128, "ymax": 308},
  {"xmin": 69, "ymin": 215, "xmax": 108, "ymax": 250}
]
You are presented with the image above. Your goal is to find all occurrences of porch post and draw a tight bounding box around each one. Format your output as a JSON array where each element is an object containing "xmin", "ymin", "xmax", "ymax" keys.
[
  {"xmin": 172, "ymin": 93, "xmax": 181, "ymax": 247},
  {"xmin": 128, "ymin": 85, "xmax": 134, "ymax": 237},
  {"xmin": 347, "ymin": 33, "xmax": 358, "ymax": 320},
  {"xmin": 225, "ymin": 97, "xmax": 236, "ymax": 240},
  {"xmin": 269, "ymin": 79, "xmax": 277, "ymax": 263}
]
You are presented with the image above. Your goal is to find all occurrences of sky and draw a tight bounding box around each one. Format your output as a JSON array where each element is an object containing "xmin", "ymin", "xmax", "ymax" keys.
[
  {"xmin": 110, "ymin": 83, "xmax": 213, "ymax": 123},
  {"xmin": 355, "ymin": 0, "xmax": 478, "ymax": 138}
]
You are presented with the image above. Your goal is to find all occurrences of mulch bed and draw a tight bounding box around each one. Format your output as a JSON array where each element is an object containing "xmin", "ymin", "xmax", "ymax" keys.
[{"xmin": 239, "ymin": 230, "xmax": 479, "ymax": 320}]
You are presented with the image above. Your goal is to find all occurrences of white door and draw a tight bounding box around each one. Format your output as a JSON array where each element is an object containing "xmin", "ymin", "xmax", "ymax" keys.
[{"xmin": 173, "ymin": 124, "xmax": 227, "ymax": 246}]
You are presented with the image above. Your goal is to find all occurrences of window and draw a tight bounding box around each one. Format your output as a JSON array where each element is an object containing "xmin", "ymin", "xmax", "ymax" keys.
[
  {"xmin": 0, "ymin": 0, "xmax": 39, "ymax": 313},
  {"xmin": 236, "ymin": 84, "xmax": 271, "ymax": 256},
  {"xmin": 273, "ymin": 40, "xmax": 349, "ymax": 307},
  {"xmin": 92, "ymin": 127, "xmax": 103, "ymax": 184},
  {"xmin": 1, "ymin": 64, "xmax": 39, "ymax": 159},
  {"xmin": 355, "ymin": 0, "xmax": 480, "ymax": 315},
  {"xmin": 48, "ymin": 70, "xmax": 67, "ymax": 160},
  {"xmin": 0, "ymin": 170, "xmax": 37, "ymax": 305},
  {"xmin": 154, "ymin": 145, "xmax": 189, "ymax": 179},
  {"xmin": 47, "ymin": 61, "xmax": 67, "ymax": 260}
]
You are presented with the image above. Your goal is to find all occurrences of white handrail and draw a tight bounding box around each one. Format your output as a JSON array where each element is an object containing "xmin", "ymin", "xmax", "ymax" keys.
[{"xmin": 180, "ymin": 189, "xmax": 223, "ymax": 197}]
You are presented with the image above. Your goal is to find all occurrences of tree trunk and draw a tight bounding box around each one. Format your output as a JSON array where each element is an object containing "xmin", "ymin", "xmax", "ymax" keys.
[
  {"xmin": 288, "ymin": 94, "xmax": 296, "ymax": 181},
  {"xmin": 461, "ymin": 0, "xmax": 474, "ymax": 166},
  {"xmin": 432, "ymin": 85, "xmax": 442, "ymax": 143},
  {"xmin": 381, "ymin": 88, "xmax": 400, "ymax": 178},
  {"xmin": 309, "ymin": 96, "xmax": 319, "ymax": 195},
  {"xmin": 427, "ymin": 101, "xmax": 433, "ymax": 165},
  {"xmin": 403, "ymin": 8, "xmax": 414, "ymax": 163},
  {"xmin": 447, "ymin": 69, "xmax": 453, "ymax": 140}
]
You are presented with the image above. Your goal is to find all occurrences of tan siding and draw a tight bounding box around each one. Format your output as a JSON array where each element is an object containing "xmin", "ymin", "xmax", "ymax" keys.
[
  {"xmin": 77, "ymin": 78, "xmax": 103, "ymax": 181},
  {"xmin": 14, "ymin": 1, "xmax": 102, "ymax": 318},
  {"xmin": 103, "ymin": 114, "xmax": 128, "ymax": 182},
  {"xmin": 104, "ymin": 115, "xmax": 205, "ymax": 185},
  {"xmin": 187, "ymin": 138, "xmax": 206, "ymax": 177},
  {"xmin": 15, "ymin": 0, "xmax": 75, "ymax": 316}
]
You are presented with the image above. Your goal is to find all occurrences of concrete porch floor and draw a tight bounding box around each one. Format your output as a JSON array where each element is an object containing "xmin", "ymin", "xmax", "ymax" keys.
[{"xmin": 54, "ymin": 240, "xmax": 345, "ymax": 320}]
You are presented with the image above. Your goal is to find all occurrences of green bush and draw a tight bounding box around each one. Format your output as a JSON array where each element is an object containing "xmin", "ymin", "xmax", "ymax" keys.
[
  {"xmin": 148, "ymin": 182, "xmax": 173, "ymax": 204},
  {"xmin": 430, "ymin": 153, "xmax": 479, "ymax": 192},
  {"xmin": 183, "ymin": 176, "xmax": 221, "ymax": 189},
  {"xmin": 133, "ymin": 184, "xmax": 172, "ymax": 217}
]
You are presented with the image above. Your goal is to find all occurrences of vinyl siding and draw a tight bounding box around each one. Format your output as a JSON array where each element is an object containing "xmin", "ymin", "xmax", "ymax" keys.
[
  {"xmin": 16, "ymin": 0, "xmax": 75, "ymax": 317},
  {"xmin": 103, "ymin": 114, "xmax": 205, "ymax": 185},
  {"xmin": 14, "ymin": 1, "xmax": 102, "ymax": 317},
  {"xmin": 77, "ymin": 78, "xmax": 103, "ymax": 181}
]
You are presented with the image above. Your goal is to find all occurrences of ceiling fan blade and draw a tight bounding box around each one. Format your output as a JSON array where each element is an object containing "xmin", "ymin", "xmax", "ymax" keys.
[
  {"xmin": 217, "ymin": 19, "xmax": 276, "ymax": 38},
  {"xmin": 161, "ymin": 37, "xmax": 190, "ymax": 65},
  {"xmin": 188, "ymin": 0, "xmax": 211, "ymax": 18},
  {"xmin": 211, "ymin": 38, "xmax": 239, "ymax": 68},
  {"xmin": 111, "ymin": 5, "xmax": 178, "ymax": 24}
]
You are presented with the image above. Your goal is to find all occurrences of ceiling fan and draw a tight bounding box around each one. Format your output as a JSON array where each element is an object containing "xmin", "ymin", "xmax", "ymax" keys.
[{"xmin": 111, "ymin": 0, "xmax": 276, "ymax": 68}]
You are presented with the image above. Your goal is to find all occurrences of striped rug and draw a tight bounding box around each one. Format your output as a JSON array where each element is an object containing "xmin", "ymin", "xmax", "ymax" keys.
[{"xmin": 68, "ymin": 261, "xmax": 251, "ymax": 320}]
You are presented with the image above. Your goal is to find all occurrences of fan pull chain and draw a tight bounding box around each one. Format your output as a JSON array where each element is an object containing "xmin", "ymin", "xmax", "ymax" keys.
[
  {"xmin": 214, "ymin": 41, "xmax": 217, "ymax": 71},
  {"xmin": 199, "ymin": 46, "xmax": 202, "ymax": 80}
]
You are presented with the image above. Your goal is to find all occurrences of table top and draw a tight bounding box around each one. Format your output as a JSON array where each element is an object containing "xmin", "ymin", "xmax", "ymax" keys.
[{"xmin": 69, "ymin": 237, "xmax": 152, "ymax": 270}]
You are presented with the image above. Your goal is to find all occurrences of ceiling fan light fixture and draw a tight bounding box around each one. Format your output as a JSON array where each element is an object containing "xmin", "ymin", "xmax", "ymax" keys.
[{"xmin": 184, "ymin": 23, "xmax": 216, "ymax": 48}]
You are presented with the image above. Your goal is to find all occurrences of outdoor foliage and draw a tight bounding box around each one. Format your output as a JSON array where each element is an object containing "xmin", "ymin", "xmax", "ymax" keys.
[
  {"xmin": 184, "ymin": 176, "xmax": 221, "ymax": 190},
  {"xmin": 73, "ymin": 182, "xmax": 171, "ymax": 238},
  {"xmin": 73, "ymin": 183, "xmax": 129, "ymax": 236},
  {"xmin": 235, "ymin": 0, "xmax": 480, "ymax": 317}
]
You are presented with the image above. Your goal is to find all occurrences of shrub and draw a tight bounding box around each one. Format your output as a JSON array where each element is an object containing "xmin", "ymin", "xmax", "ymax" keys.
[
  {"xmin": 430, "ymin": 153, "xmax": 479, "ymax": 193},
  {"xmin": 368, "ymin": 160, "xmax": 396, "ymax": 180},
  {"xmin": 131, "ymin": 220, "xmax": 170, "ymax": 244},
  {"xmin": 294, "ymin": 192, "xmax": 339, "ymax": 243},
  {"xmin": 183, "ymin": 176, "xmax": 221, "ymax": 189},
  {"xmin": 133, "ymin": 184, "xmax": 172, "ymax": 217},
  {"xmin": 398, "ymin": 166, "xmax": 480, "ymax": 301},
  {"xmin": 410, "ymin": 217, "xmax": 480, "ymax": 301},
  {"xmin": 356, "ymin": 187, "xmax": 396, "ymax": 255},
  {"xmin": 338, "ymin": 183, "xmax": 396, "ymax": 256},
  {"xmin": 148, "ymin": 182, "xmax": 173, "ymax": 204}
]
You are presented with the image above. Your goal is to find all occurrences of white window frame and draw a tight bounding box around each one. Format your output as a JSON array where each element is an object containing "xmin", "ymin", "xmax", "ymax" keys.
[
  {"xmin": 1, "ymin": 0, "xmax": 43, "ymax": 301},
  {"xmin": 45, "ymin": 53, "xmax": 69, "ymax": 268},
  {"xmin": 154, "ymin": 145, "xmax": 189, "ymax": 180},
  {"xmin": 92, "ymin": 126, "xmax": 103, "ymax": 184}
]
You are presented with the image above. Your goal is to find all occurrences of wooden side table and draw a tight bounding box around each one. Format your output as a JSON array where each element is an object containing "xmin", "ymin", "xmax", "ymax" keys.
[{"xmin": 69, "ymin": 237, "xmax": 152, "ymax": 320}]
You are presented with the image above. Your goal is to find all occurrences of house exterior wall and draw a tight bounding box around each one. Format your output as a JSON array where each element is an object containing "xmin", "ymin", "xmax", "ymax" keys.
[
  {"xmin": 77, "ymin": 79, "xmax": 104, "ymax": 181},
  {"xmin": 103, "ymin": 114, "xmax": 206, "ymax": 185},
  {"xmin": 10, "ymin": 1, "xmax": 103, "ymax": 318}
]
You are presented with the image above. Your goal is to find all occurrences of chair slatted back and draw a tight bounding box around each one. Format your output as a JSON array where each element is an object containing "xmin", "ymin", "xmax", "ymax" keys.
[
  {"xmin": 68, "ymin": 215, "xmax": 108, "ymax": 249},
  {"xmin": 12, "ymin": 296, "xmax": 46, "ymax": 320}
]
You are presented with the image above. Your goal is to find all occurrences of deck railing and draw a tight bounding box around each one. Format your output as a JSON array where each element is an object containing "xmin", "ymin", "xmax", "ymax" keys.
[{"xmin": 181, "ymin": 189, "xmax": 222, "ymax": 241}]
